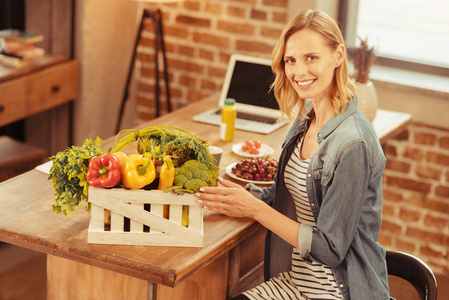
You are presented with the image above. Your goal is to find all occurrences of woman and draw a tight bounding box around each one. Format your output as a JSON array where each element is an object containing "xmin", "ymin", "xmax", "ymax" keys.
[{"xmin": 195, "ymin": 9, "xmax": 389, "ymax": 300}]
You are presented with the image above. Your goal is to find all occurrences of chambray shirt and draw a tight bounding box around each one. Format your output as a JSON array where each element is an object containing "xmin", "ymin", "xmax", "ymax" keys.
[{"xmin": 246, "ymin": 97, "xmax": 389, "ymax": 300}]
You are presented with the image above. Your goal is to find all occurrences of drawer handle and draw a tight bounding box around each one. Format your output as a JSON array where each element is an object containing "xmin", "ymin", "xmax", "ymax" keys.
[
  {"xmin": 0, "ymin": 105, "xmax": 4, "ymax": 112},
  {"xmin": 52, "ymin": 85, "xmax": 61, "ymax": 92}
]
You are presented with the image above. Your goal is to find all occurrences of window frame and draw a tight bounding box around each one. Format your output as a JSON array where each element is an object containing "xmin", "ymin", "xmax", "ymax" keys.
[{"xmin": 338, "ymin": 0, "xmax": 449, "ymax": 77}]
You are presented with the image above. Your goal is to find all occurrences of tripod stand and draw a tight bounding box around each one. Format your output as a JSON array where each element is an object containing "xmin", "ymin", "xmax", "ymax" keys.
[{"xmin": 116, "ymin": 8, "xmax": 172, "ymax": 133}]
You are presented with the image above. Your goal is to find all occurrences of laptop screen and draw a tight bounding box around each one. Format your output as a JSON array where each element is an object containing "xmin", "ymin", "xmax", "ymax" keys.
[{"xmin": 225, "ymin": 60, "xmax": 280, "ymax": 110}]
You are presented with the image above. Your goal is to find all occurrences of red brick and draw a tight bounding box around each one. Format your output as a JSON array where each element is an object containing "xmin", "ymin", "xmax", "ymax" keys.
[
  {"xmin": 208, "ymin": 66, "xmax": 227, "ymax": 78},
  {"xmin": 183, "ymin": 0, "xmax": 200, "ymax": 11},
  {"xmin": 167, "ymin": 58, "xmax": 204, "ymax": 73},
  {"xmin": 141, "ymin": 66, "xmax": 155, "ymax": 79},
  {"xmin": 427, "ymin": 151, "xmax": 449, "ymax": 166},
  {"xmin": 415, "ymin": 164, "xmax": 442, "ymax": 180},
  {"xmin": 198, "ymin": 49, "xmax": 214, "ymax": 61},
  {"xmin": 205, "ymin": 2, "xmax": 222, "ymax": 15},
  {"xmin": 179, "ymin": 75, "xmax": 197, "ymax": 87},
  {"xmin": 378, "ymin": 233, "xmax": 393, "ymax": 247},
  {"xmin": 435, "ymin": 185, "xmax": 449, "ymax": 198},
  {"xmin": 178, "ymin": 45, "xmax": 195, "ymax": 56},
  {"xmin": 262, "ymin": 0, "xmax": 288, "ymax": 7},
  {"xmin": 192, "ymin": 32, "xmax": 230, "ymax": 48},
  {"xmin": 414, "ymin": 132, "xmax": 437, "ymax": 145},
  {"xmin": 424, "ymin": 213, "xmax": 448, "ymax": 230},
  {"xmin": 405, "ymin": 226, "xmax": 447, "ymax": 246},
  {"xmin": 424, "ymin": 197, "xmax": 449, "ymax": 214},
  {"xmin": 403, "ymin": 147, "xmax": 424, "ymax": 161},
  {"xmin": 392, "ymin": 129, "xmax": 409, "ymax": 141},
  {"xmin": 251, "ymin": 8, "xmax": 267, "ymax": 21},
  {"xmin": 383, "ymin": 189, "xmax": 403, "ymax": 202},
  {"xmin": 399, "ymin": 208, "xmax": 421, "ymax": 222},
  {"xmin": 227, "ymin": 6, "xmax": 247, "ymax": 18},
  {"xmin": 385, "ymin": 175, "xmax": 431, "ymax": 193},
  {"xmin": 201, "ymin": 79, "xmax": 218, "ymax": 91},
  {"xmin": 227, "ymin": 0, "xmax": 257, "ymax": 4},
  {"xmin": 139, "ymin": 82, "xmax": 155, "ymax": 93},
  {"xmin": 396, "ymin": 238, "xmax": 417, "ymax": 253},
  {"xmin": 273, "ymin": 12, "xmax": 287, "ymax": 23},
  {"xmin": 440, "ymin": 137, "xmax": 449, "ymax": 150},
  {"xmin": 217, "ymin": 20, "xmax": 256, "ymax": 35},
  {"xmin": 261, "ymin": 26, "xmax": 282, "ymax": 39},
  {"xmin": 385, "ymin": 159, "xmax": 411, "ymax": 173},
  {"xmin": 176, "ymin": 14, "xmax": 211, "ymax": 27},
  {"xmin": 380, "ymin": 219, "xmax": 402, "ymax": 234},
  {"xmin": 420, "ymin": 245, "xmax": 445, "ymax": 259},
  {"xmin": 164, "ymin": 25, "xmax": 189, "ymax": 39},
  {"xmin": 187, "ymin": 90, "xmax": 212, "ymax": 102},
  {"xmin": 236, "ymin": 40, "xmax": 273, "ymax": 54},
  {"xmin": 382, "ymin": 144, "xmax": 397, "ymax": 156},
  {"xmin": 382, "ymin": 202, "xmax": 396, "ymax": 216}
]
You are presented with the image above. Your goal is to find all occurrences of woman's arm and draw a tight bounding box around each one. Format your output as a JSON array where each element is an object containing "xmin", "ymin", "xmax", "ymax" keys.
[{"xmin": 195, "ymin": 177, "xmax": 301, "ymax": 248}]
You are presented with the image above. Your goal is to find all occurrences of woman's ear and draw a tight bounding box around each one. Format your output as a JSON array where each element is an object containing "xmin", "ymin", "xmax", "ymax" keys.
[{"xmin": 335, "ymin": 43, "xmax": 345, "ymax": 67}]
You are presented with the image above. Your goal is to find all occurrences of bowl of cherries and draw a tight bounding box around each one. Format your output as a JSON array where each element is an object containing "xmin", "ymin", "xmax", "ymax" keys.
[{"xmin": 226, "ymin": 157, "xmax": 278, "ymax": 184}]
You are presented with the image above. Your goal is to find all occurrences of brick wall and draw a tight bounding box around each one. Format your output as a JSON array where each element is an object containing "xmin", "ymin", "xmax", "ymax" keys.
[
  {"xmin": 136, "ymin": 1, "xmax": 449, "ymax": 276},
  {"xmin": 136, "ymin": 0, "xmax": 288, "ymax": 121},
  {"xmin": 381, "ymin": 122, "xmax": 449, "ymax": 274}
]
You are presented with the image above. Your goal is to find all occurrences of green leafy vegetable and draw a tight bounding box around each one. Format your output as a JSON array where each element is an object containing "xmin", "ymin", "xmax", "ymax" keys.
[{"xmin": 48, "ymin": 137, "xmax": 104, "ymax": 216}]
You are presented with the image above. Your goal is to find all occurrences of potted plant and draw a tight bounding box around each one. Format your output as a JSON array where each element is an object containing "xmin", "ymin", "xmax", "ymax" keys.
[{"xmin": 353, "ymin": 37, "xmax": 378, "ymax": 123}]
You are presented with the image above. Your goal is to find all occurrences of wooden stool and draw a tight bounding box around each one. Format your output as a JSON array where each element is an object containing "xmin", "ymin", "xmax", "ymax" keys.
[{"xmin": 0, "ymin": 136, "xmax": 47, "ymax": 182}]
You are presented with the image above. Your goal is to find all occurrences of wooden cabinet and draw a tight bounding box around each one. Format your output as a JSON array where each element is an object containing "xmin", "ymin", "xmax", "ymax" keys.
[{"xmin": 0, "ymin": 58, "xmax": 78, "ymax": 128}]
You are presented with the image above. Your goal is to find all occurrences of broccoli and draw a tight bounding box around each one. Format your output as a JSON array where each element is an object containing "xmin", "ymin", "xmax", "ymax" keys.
[{"xmin": 168, "ymin": 160, "xmax": 218, "ymax": 194}]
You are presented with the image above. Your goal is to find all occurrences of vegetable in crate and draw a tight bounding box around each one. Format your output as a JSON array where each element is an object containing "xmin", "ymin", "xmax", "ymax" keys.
[
  {"xmin": 48, "ymin": 137, "xmax": 104, "ymax": 215},
  {"xmin": 110, "ymin": 126, "xmax": 218, "ymax": 170},
  {"xmin": 121, "ymin": 153, "xmax": 156, "ymax": 189},
  {"xmin": 169, "ymin": 159, "xmax": 218, "ymax": 194},
  {"xmin": 86, "ymin": 154, "xmax": 121, "ymax": 188}
]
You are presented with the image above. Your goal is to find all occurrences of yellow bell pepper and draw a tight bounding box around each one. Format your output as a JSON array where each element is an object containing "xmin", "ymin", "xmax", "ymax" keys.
[
  {"xmin": 158, "ymin": 156, "xmax": 175, "ymax": 219},
  {"xmin": 121, "ymin": 153, "xmax": 156, "ymax": 189}
]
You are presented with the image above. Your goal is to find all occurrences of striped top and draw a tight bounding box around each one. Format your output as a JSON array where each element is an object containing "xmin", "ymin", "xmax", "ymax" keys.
[{"xmin": 244, "ymin": 139, "xmax": 343, "ymax": 300}]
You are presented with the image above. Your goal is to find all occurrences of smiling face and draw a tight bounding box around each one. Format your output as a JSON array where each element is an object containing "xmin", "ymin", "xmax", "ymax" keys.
[{"xmin": 284, "ymin": 29, "xmax": 343, "ymax": 102}]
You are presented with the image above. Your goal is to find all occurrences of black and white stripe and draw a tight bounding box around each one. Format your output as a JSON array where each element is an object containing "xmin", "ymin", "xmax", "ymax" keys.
[{"xmin": 244, "ymin": 139, "xmax": 342, "ymax": 300}]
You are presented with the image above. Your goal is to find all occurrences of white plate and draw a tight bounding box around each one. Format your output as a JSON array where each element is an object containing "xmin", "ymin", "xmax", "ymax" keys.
[
  {"xmin": 232, "ymin": 142, "xmax": 274, "ymax": 158},
  {"xmin": 225, "ymin": 162, "xmax": 274, "ymax": 185}
]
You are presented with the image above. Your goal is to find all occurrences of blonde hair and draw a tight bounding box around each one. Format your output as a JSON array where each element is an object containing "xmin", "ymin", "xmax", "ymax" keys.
[{"xmin": 271, "ymin": 9, "xmax": 356, "ymax": 121}]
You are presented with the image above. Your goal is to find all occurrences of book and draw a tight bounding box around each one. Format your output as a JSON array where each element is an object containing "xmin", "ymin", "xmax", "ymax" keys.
[
  {"xmin": 0, "ymin": 48, "xmax": 45, "ymax": 68},
  {"xmin": 0, "ymin": 29, "xmax": 44, "ymax": 44}
]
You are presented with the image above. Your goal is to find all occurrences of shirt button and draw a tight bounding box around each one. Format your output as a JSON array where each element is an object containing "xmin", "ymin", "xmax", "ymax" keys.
[
  {"xmin": 311, "ymin": 203, "xmax": 315, "ymax": 207},
  {"xmin": 307, "ymin": 174, "xmax": 311, "ymax": 178},
  {"xmin": 339, "ymin": 284, "xmax": 344, "ymax": 288}
]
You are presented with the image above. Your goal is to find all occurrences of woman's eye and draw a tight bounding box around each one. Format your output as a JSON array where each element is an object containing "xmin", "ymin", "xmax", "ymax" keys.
[
  {"xmin": 306, "ymin": 56, "xmax": 317, "ymax": 62},
  {"xmin": 284, "ymin": 58, "xmax": 294, "ymax": 64}
]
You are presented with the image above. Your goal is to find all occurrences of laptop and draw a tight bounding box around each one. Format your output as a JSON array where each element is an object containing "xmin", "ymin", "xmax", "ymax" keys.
[{"xmin": 192, "ymin": 54, "xmax": 290, "ymax": 134}]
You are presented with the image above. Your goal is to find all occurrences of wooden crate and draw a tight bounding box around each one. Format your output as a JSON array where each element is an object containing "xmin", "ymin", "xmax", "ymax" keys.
[{"xmin": 87, "ymin": 187, "xmax": 203, "ymax": 247}]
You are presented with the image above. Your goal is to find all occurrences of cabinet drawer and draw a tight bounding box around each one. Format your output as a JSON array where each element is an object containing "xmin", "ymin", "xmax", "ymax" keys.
[
  {"xmin": 0, "ymin": 59, "xmax": 78, "ymax": 127},
  {"xmin": 25, "ymin": 60, "xmax": 78, "ymax": 115},
  {"xmin": 0, "ymin": 78, "xmax": 27, "ymax": 126},
  {"xmin": 227, "ymin": 225, "xmax": 266, "ymax": 298}
]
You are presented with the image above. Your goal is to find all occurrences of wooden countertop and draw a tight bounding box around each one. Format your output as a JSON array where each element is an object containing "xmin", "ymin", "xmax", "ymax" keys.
[{"xmin": 0, "ymin": 94, "xmax": 411, "ymax": 288}]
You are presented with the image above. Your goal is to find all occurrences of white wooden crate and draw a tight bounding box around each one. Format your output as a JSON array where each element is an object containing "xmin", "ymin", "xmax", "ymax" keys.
[{"xmin": 87, "ymin": 187, "xmax": 203, "ymax": 247}]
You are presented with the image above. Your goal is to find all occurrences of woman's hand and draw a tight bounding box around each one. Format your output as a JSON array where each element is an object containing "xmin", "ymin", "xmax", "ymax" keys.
[{"xmin": 194, "ymin": 177, "xmax": 262, "ymax": 219}]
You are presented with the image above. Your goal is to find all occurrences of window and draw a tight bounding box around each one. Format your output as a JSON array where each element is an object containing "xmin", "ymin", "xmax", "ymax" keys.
[{"xmin": 339, "ymin": 0, "xmax": 449, "ymax": 76}]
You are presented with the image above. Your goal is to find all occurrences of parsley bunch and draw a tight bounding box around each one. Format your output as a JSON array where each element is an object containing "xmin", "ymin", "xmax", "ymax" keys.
[{"xmin": 48, "ymin": 137, "xmax": 104, "ymax": 216}]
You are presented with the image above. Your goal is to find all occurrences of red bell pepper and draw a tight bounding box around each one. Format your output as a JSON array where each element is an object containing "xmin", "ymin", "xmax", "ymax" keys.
[{"xmin": 86, "ymin": 154, "xmax": 121, "ymax": 188}]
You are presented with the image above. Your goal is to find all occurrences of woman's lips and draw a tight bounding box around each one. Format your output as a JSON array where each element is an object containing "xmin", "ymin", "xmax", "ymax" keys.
[{"xmin": 295, "ymin": 79, "xmax": 315, "ymax": 89}]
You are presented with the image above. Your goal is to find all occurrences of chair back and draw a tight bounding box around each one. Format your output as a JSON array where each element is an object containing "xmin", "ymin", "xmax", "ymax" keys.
[{"xmin": 386, "ymin": 250, "xmax": 437, "ymax": 300}]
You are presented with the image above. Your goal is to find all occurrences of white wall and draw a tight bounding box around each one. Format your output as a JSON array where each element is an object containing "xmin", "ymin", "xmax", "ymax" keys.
[{"xmin": 73, "ymin": 0, "xmax": 139, "ymax": 145}]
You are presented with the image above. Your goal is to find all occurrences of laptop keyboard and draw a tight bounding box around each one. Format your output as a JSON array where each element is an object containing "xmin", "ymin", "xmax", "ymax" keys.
[{"xmin": 214, "ymin": 109, "xmax": 278, "ymax": 125}]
